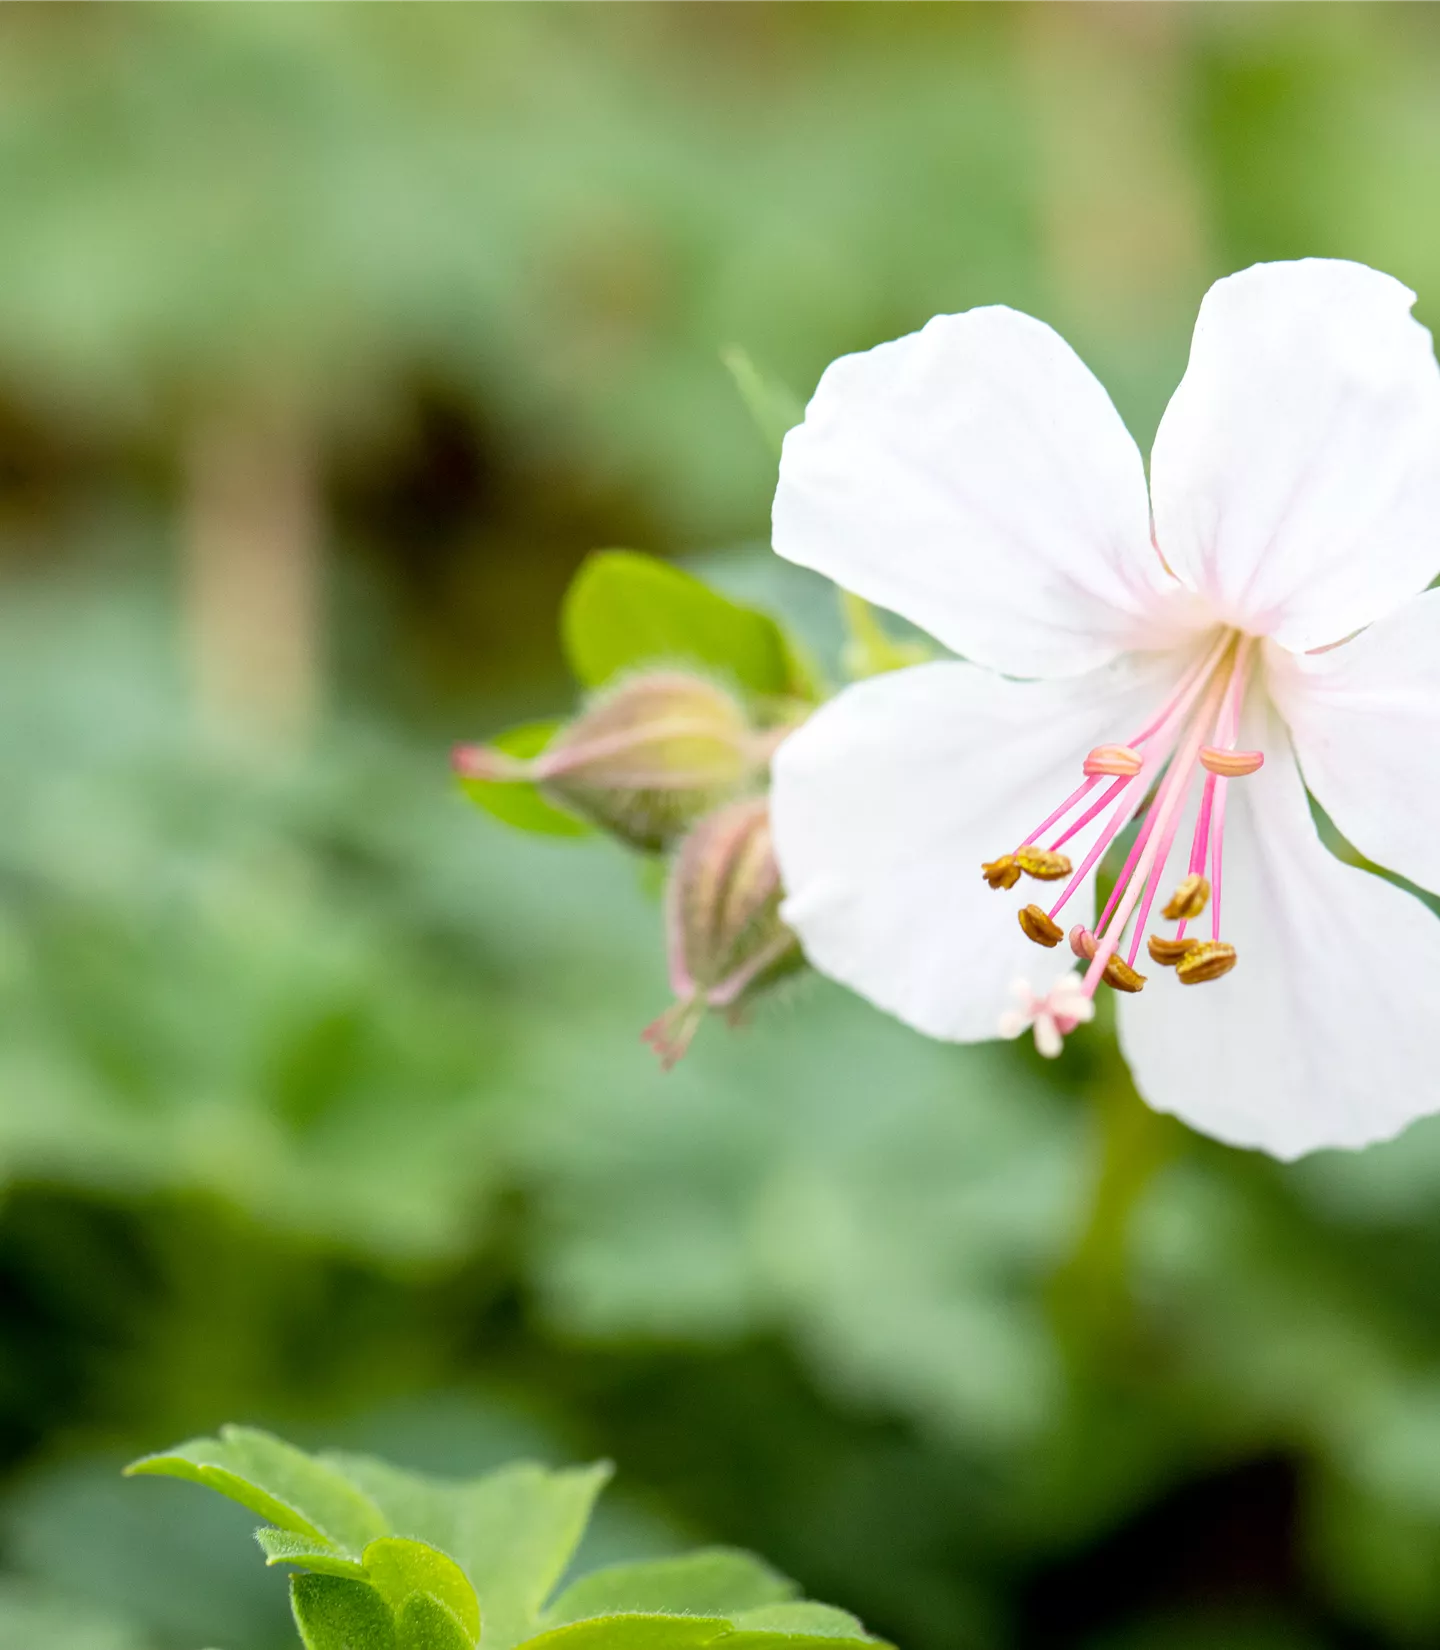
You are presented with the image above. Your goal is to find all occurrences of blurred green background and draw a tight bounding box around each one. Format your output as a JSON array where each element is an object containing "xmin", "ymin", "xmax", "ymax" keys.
[{"xmin": 3, "ymin": 4, "xmax": 1440, "ymax": 1647}]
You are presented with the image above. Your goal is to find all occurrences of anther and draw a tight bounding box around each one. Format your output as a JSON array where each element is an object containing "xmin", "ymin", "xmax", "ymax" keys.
[
  {"xmin": 1176, "ymin": 941, "xmax": 1237, "ymax": 985},
  {"xmin": 1200, "ymin": 747, "xmax": 1264, "ymax": 778},
  {"xmin": 1101, "ymin": 955, "xmax": 1147, "ymax": 993},
  {"xmin": 1147, "ymin": 934, "xmax": 1200, "ymax": 967},
  {"xmin": 1069, "ymin": 925, "xmax": 1096, "ymax": 960},
  {"xmin": 1014, "ymin": 846, "xmax": 1073, "ymax": 881},
  {"xmin": 1018, "ymin": 905, "xmax": 1064, "ymax": 948},
  {"xmin": 981, "ymin": 855, "xmax": 1021, "ymax": 891},
  {"xmin": 1084, "ymin": 743, "xmax": 1143, "ymax": 778},
  {"xmin": 1162, "ymin": 874, "xmax": 1210, "ymax": 922}
]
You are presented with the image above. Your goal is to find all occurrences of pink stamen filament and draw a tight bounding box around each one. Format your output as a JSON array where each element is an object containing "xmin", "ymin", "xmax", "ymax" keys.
[
  {"xmin": 1005, "ymin": 628, "xmax": 1263, "ymax": 1005},
  {"xmin": 1020, "ymin": 774, "xmax": 1100, "ymax": 849},
  {"xmin": 1041, "ymin": 632, "xmax": 1234, "ymax": 925}
]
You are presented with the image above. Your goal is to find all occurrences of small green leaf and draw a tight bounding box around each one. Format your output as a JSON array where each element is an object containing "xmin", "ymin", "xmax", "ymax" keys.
[
  {"xmin": 258, "ymin": 1528, "xmax": 369, "ymax": 1580},
  {"xmin": 332, "ymin": 1456, "xmax": 611, "ymax": 1650},
  {"xmin": 457, "ymin": 722, "xmax": 592, "ymax": 838},
  {"xmin": 126, "ymin": 1427, "xmax": 389, "ymax": 1556},
  {"xmin": 724, "ymin": 1602, "xmax": 880, "ymax": 1645},
  {"xmin": 548, "ymin": 1551, "xmax": 796, "ymax": 1626},
  {"xmin": 720, "ymin": 347, "xmax": 802, "ymax": 460},
  {"xmin": 396, "ymin": 1593, "xmax": 476, "ymax": 1650},
  {"xmin": 291, "ymin": 1575, "xmax": 397, "ymax": 1650},
  {"xmin": 518, "ymin": 1614, "xmax": 732, "ymax": 1650},
  {"xmin": 562, "ymin": 551, "xmax": 806, "ymax": 700},
  {"xmin": 364, "ymin": 1539, "xmax": 480, "ymax": 1645}
]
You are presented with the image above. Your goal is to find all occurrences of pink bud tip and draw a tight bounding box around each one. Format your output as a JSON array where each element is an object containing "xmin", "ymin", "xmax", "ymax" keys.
[
  {"xmin": 1083, "ymin": 743, "xmax": 1143, "ymax": 778},
  {"xmin": 1199, "ymin": 746, "xmax": 1264, "ymax": 777},
  {"xmin": 451, "ymin": 743, "xmax": 525, "ymax": 781}
]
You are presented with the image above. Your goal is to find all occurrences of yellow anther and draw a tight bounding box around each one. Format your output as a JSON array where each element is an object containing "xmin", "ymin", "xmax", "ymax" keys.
[
  {"xmin": 1015, "ymin": 845, "xmax": 1073, "ymax": 882},
  {"xmin": 1101, "ymin": 954, "xmax": 1147, "ymax": 993},
  {"xmin": 1018, "ymin": 904, "xmax": 1064, "ymax": 948},
  {"xmin": 1200, "ymin": 747, "xmax": 1265, "ymax": 778},
  {"xmin": 1162, "ymin": 874, "xmax": 1210, "ymax": 922},
  {"xmin": 1083, "ymin": 743, "xmax": 1144, "ymax": 778},
  {"xmin": 1176, "ymin": 941, "xmax": 1237, "ymax": 985},
  {"xmin": 981, "ymin": 855, "xmax": 1022, "ymax": 891},
  {"xmin": 1147, "ymin": 934, "xmax": 1200, "ymax": 967}
]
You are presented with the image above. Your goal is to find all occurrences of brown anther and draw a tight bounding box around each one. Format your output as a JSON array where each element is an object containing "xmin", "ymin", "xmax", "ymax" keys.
[
  {"xmin": 1147, "ymin": 934, "xmax": 1200, "ymax": 967},
  {"xmin": 1083, "ymin": 743, "xmax": 1144, "ymax": 778},
  {"xmin": 1101, "ymin": 954, "xmax": 1147, "ymax": 993},
  {"xmin": 1200, "ymin": 747, "xmax": 1265, "ymax": 778},
  {"xmin": 981, "ymin": 855, "xmax": 1021, "ymax": 891},
  {"xmin": 1162, "ymin": 874, "xmax": 1210, "ymax": 922},
  {"xmin": 1176, "ymin": 940, "xmax": 1238, "ymax": 985},
  {"xmin": 1069, "ymin": 924, "xmax": 1097, "ymax": 960},
  {"xmin": 1018, "ymin": 904, "xmax": 1064, "ymax": 948},
  {"xmin": 1014, "ymin": 845, "xmax": 1073, "ymax": 882}
]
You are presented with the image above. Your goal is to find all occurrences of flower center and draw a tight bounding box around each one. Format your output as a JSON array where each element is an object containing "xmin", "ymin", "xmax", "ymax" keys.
[{"xmin": 981, "ymin": 628, "xmax": 1264, "ymax": 1032}]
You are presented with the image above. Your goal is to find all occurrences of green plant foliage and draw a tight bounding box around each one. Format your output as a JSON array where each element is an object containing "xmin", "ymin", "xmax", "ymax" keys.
[
  {"xmin": 127, "ymin": 1432, "xmax": 885, "ymax": 1650},
  {"xmin": 545, "ymin": 1553, "xmax": 794, "ymax": 1626},
  {"xmin": 456, "ymin": 723, "xmax": 592, "ymax": 839},
  {"xmin": 561, "ymin": 552, "xmax": 811, "ymax": 702}
]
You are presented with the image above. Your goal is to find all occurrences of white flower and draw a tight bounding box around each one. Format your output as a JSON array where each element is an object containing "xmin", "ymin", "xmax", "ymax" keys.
[{"xmin": 769, "ymin": 258, "xmax": 1440, "ymax": 1160}]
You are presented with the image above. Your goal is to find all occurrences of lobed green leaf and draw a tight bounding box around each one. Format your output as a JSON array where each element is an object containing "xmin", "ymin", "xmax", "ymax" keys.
[
  {"xmin": 364, "ymin": 1538, "xmax": 480, "ymax": 1645},
  {"xmin": 561, "ymin": 551, "xmax": 808, "ymax": 701},
  {"xmin": 125, "ymin": 1426, "xmax": 390, "ymax": 1556},
  {"xmin": 724, "ymin": 1601, "xmax": 879, "ymax": 1644},
  {"xmin": 517, "ymin": 1614, "xmax": 733, "ymax": 1650},
  {"xmin": 291, "ymin": 1575, "xmax": 397, "ymax": 1650},
  {"xmin": 547, "ymin": 1551, "xmax": 795, "ymax": 1626}
]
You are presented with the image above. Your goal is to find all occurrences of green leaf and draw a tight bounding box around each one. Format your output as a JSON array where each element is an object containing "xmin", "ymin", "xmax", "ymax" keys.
[
  {"xmin": 457, "ymin": 722, "xmax": 592, "ymax": 839},
  {"xmin": 258, "ymin": 1528, "xmax": 369, "ymax": 1580},
  {"xmin": 364, "ymin": 1538, "xmax": 480, "ymax": 1645},
  {"xmin": 562, "ymin": 551, "xmax": 806, "ymax": 700},
  {"xmin": 330, "ymin": 1455, "xmax": 612, "ymax": 1650},
  {"xmin": 720, "ymin": 347, "xmax": 802, "ymax": 461},
  {"xmin": 548, "ymin": 1551, "xmax": 795, "ymax": 1625},
  {"xmin": 724, "ymin": 1603, "xmax": 879, "ymax": 1645},
  {"xmin": 396, "ymin": 1593, "xmax": 476, "ymax": 1650},
  {"xmin": 126, "ymin": 1427, "xmax": 390, "ymax": 1555},
  {"xmin": 291, "ymin": 1575, "xmax": 397, "ymax": 1650},
  {"xmin": 518, "ymin": 1615, "xmax": 732, "ymax": 1650}
]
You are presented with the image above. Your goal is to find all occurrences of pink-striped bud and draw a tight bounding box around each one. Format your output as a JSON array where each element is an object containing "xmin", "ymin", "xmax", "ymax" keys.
[
  {"xmin": 642, "ymin": 797, "xmax": 803, "ymax": 1068},
  {"xmin": 458, "ymin": 672, "xmax": 771, "ymax": 852}
]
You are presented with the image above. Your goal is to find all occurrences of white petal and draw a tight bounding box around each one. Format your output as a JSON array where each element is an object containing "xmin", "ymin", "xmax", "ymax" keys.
[
  {"xmin": 1151, "ymin": 259, "xmax": 1440, "ymax": 651},
  {"xmin": 1117, "ymin": 704, "xmax": 1440, "ymax": 1159},
  {"xmin": 1269, "ymin": 589, "xmax": 1440, "ymax": 896},
  {"xmin": 770, "ymin": 653, "xmax": 1183, "ymax": 1043},
  {"xmin": 773, "ymin": 308, "xmax": 1189, "ymax": 680}
]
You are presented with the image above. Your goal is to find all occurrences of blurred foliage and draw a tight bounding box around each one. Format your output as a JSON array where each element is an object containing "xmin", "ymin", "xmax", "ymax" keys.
[{"xmin": 0, "ymin": 7, "xmax": 1439, "ymax": 1650}]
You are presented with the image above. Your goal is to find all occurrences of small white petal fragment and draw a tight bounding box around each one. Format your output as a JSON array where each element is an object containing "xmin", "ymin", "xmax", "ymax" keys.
[{"xmin": 999, "ymin": 976, "xmax": 1095, "ymax": 1060}]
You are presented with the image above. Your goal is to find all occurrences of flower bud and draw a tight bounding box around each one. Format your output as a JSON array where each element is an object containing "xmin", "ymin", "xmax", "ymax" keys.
[
  {"xmin": 457, "ymin": 672, "xmax": 773, "ymax": 851},
  {"xmin": 642, "ymin": 797, "xmax": 803, "ymax": 1068}
]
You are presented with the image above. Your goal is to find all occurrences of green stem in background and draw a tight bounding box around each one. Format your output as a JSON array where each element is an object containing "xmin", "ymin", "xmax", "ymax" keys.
[
  {"xmin": 721, "ymin": 345, "xmax": 802, "ymax": 461},
  {"xmin": 1050, "ymin": 1067, "xmax": 1184, "ymax": 1363}
]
